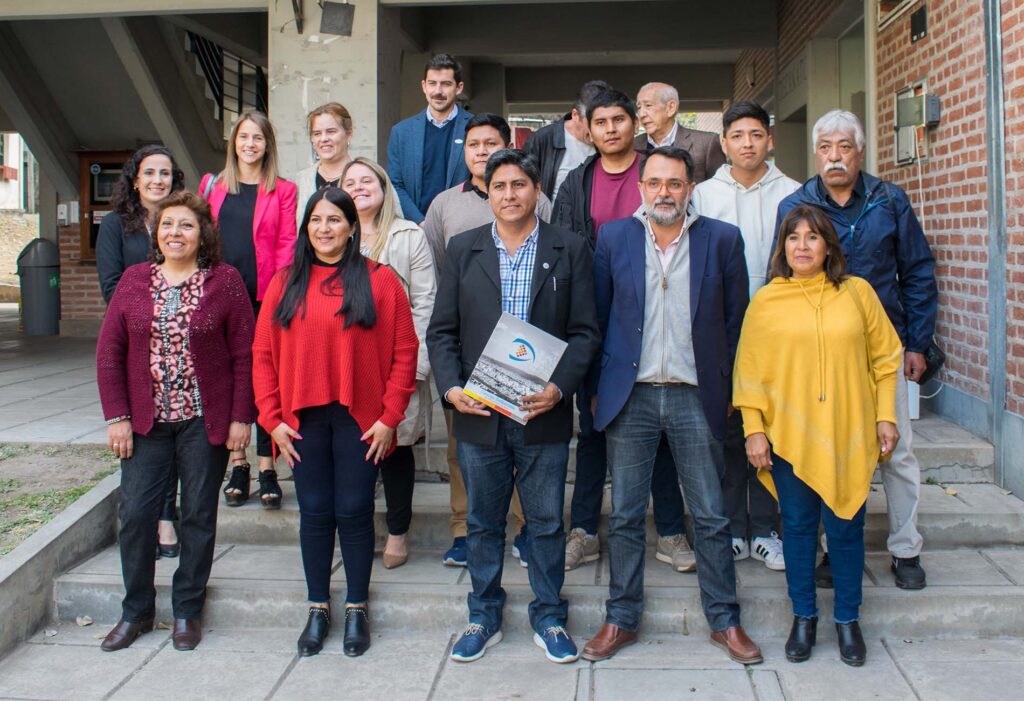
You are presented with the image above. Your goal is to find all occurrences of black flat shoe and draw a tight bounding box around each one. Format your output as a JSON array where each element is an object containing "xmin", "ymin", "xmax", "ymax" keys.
[
  {"xmin": 785, "ymin": 616, "xmax": 817, "ymax": 662},
  {"xmin": 258, "ymin": 469, "xmax": 282, "ymax": 510},
  {"xmin": 814, "ymin": 553, "xmax": 833, "ymax": 588},
  {"xmin": 157, "ymin": 521, "xmax": 180, "ymax": 558},
  {"xmin": 223, "ymin": 463, "xmax": 251, "ymax": 507},
  {"xmin": 836, "ymin": 621, "xmax": 866, "ymax": 666},
  {"xmin": 297, "ymin": 606, "xmax": 331, "ymax": 657},
  {"xmin": 343, "ymin": 605, "xmax": 370, "ymax": 657}
]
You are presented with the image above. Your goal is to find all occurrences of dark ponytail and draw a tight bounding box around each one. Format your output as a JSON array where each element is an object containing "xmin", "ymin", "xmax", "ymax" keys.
[{"xmin": 274, "ymin": 187, "xmax": 377, "ymax": 329}]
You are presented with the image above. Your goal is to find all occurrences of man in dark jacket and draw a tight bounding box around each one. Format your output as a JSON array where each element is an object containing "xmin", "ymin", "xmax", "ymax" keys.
[
  {"xmin": 775, "ymin": 109, "xmax": 938, "ymax": 591},
  {"xmin": 633, "ymin": 82, "xmax": 726, "ymax": 183},
  {"xmin": 523, "ymin": 80, "xmax": 609, "ymax": 201}
]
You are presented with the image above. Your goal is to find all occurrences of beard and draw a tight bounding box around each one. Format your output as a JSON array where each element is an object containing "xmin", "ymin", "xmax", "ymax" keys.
[{"xmin": 647, "ymin": 197, "xmax": 687, "ymax": 226}]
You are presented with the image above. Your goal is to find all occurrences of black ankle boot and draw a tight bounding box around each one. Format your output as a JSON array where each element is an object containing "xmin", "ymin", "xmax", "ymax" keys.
[
  {"xmin": 297, "ymin": 606, "xmax": 330, "ymax": 656},
  {"xmin": 223, "ymin": 463, "xmax": 251, "ymax": 507},
  {"xmin": 836, "ymin": 621, "xmax": 866, "ymax": 666},
  {"xmin": 785, "ymin": 616, "xmax": 817, "ymax": 662},
  {"xmin": 343, "ymin": 605, "xmax": 370, "ymax": 657}
]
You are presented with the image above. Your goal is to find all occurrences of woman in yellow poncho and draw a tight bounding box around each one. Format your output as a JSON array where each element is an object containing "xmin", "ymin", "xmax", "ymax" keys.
[{"xmin": 733, "ymin": 204, "xmax": 902, "ymax": 667}]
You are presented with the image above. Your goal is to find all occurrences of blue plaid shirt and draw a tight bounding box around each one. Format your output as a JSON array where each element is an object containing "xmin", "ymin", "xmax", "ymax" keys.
[{"xmin": 492, "ymin": 218, "xmax": 540, "ymax": 322}]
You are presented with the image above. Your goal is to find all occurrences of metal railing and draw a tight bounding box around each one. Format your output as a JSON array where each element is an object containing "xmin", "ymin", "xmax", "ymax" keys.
[{"xmin": 186, "ymin": 31, "xmax": 268, "ymax": 135}]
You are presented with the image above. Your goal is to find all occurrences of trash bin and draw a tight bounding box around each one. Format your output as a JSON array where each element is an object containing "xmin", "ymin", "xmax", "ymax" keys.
[{"xmin": 17, "ymin": 238, "xmax": 61, "ymax": 336}]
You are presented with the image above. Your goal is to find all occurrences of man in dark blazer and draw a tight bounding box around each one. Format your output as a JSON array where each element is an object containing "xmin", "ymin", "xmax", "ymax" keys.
[
  {"xmin": 634, "ymin": 82, "xmax": 726, "ymax": 183},
  {"xmin": 580, "ymin": 146, "xmax": 761, "ymax": 666},
  {"xmin": 386, "ymin": 53, "xmax": 473, "ymax": 224},
  {"xmin": 427, "ymin": 149, "xmax": 600, "ymax": 665}
]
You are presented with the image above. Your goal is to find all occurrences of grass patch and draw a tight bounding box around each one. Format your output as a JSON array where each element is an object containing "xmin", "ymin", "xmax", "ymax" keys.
[
  {"xmin": 0, "ymin": 443, "xmax": 30, "ymax": 461},
  {"xmin": 0, "ymin": 465, "xmax": 118, "ymax": 557}
]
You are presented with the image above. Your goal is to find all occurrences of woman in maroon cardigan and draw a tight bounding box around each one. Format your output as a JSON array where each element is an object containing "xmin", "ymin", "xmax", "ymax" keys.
[{"xmin": 96, "ymin": 191, "xmax": 255, "ymax": 653}]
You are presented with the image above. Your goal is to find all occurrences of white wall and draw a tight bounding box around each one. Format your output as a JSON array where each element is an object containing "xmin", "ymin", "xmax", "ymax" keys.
[{"xmin": 0, "ymin": 133, "xmax": 25, "ymax": 210}]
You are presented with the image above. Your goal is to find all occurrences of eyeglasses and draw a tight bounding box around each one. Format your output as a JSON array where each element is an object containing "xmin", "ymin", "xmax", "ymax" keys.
[{"xmin": 641, "ymin": 178, "xmax": 690, "ymax": 193}]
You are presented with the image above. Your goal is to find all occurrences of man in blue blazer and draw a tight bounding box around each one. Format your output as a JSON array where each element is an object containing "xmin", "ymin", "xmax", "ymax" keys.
[
  {"xmin": 386, "ymin": 53, "xmax": 473, "ymax": 224},
  {"xmin": 580, "ymin": 146, "xmax": 761, "ymax": 666}
]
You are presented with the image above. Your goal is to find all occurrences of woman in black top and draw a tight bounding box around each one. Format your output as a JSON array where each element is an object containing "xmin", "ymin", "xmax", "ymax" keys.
[{"xmin": 95, "ymin": 144, "xmax": 186, "ymax": 558}]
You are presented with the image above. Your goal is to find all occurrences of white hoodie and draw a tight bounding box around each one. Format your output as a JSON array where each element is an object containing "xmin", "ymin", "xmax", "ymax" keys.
[{"xmin": 692, "ymin": 162, "xmax": 800, "ymax": 298}]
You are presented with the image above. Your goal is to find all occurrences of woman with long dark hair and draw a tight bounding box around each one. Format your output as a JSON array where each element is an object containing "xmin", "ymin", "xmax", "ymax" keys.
[
  {"xmin": 342, "ymin": 157, "xmax": 436, "ymax": 569},
  {"xmin": 733, "ymin": 204, "xmax": 902, "ymax": 666},
  {"xmin": 201, "ymin": 111, "xmax": 298, "ymax": 509},
  {"xmin": 252, "ymin": 187, "xmax": 418, "ymax": 657},
  {"xmin": 96, "ymin": 145, "xmax": 186, "ymax": 559},
  {"xmin": 97, "ymin": 191, "xmax": 254, "ymax": 652}
]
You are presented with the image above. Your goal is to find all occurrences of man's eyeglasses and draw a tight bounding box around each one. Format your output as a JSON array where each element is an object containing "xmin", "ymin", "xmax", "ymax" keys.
[{"xmin": 641, "ymin": 178, "xmax": 690, "ymax": 193}]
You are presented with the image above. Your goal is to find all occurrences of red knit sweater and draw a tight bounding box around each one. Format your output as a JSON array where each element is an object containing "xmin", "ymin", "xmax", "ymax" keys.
[{"xmin": 252, "ymin": 263, "xmax": 418, "ymax": 447}]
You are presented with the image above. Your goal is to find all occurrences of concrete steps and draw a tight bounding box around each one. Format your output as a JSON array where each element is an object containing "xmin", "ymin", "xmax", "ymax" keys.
[
  {"xmin": 213, "ymin": 481, "xmax": 1024, "ymax": 551},
  {"xmin": 54, "ymin": 544, "xmax": 1024, "ymax": 639}
]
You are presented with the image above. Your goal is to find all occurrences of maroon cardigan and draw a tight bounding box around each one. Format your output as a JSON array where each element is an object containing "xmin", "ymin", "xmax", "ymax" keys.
[{"xmin": 96, "ymin": 261, "xmax": 256, "ymax": 445}]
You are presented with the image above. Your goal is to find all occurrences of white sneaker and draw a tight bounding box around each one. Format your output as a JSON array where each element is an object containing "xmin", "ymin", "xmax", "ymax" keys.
[
  {"xmin": 751, "ymin": 531, "xmax": 786, "ymax": 571},
  {"xmin": 732, "ymin": 537, "xmax": 750, "ymax": 561}
]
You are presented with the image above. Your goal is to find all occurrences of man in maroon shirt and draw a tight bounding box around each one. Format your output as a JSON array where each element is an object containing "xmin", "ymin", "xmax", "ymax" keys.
[{"xmin": 554, "ymin": 90, "xmax": 694, "ymax": 574}]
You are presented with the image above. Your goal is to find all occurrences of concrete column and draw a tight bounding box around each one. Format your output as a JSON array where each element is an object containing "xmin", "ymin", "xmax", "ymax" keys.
[
  {"xmin": 468, "ymin": 62, "xmax": 505, "ymax": 117},
  {"xmin": 269, "ymin": 0, "xmax": 381, "ymax": 179},
  {"xmin": 37, "ymin": 169, "xmax": 57, "ymax": 244},
  {"xmin": 804, "ymin": 38, "xmax": 841, "ymax": 177}
]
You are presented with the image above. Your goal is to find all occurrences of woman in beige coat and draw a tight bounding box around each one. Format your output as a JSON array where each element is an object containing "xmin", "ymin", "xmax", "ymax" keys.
[{"xmin": 342, "ymin": 157, "xmax": 436, "ymax": 568}]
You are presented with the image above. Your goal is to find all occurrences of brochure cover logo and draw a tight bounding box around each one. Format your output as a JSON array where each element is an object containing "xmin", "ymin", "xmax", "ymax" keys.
[{"xmin": 508, "ymin": 338, "xmax": 536, "ymax": 363}]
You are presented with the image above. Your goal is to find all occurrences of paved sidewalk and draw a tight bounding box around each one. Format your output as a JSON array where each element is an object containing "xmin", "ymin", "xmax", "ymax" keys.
[{"xmin": 0, "ymin": 623, "xmax": 1021, "ymax": 700}]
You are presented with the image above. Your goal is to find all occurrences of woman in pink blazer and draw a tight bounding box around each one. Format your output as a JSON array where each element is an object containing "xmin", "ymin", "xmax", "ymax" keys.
[{"xmin": 201, "ymin": 110, "xmax": 297, "ymax": 509}]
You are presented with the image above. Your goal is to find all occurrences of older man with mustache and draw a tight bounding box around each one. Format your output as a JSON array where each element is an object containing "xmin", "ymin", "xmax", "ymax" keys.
[{"xmin": 774, "ymin": 109, "xmax": 938, "ymax": 592}]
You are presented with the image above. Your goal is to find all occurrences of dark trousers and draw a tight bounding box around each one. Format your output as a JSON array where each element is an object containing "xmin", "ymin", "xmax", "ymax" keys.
[
  {"xmin": 252, "ymin": 300, "xmax": 273, "ymax": 459},
  {"xmin": 571, "ymin": 388, "xmax": 685, "ymax": 536},
  {"xmin": 119, "ymin": 418, "xmax": 227, "ymax": 621},
  {"xmin": 293, "ymin": 403, "xmax": 378, "ymax": 604},
  {"xmin": 722, "ymin": 412, "xmax": 778, "ymax": 539},
  {"xmin": 771, "ymin": 453, "xmax": 865, "ymax": 623},
  {"xmin": 380, "ymin": 445, "xmax": 415, "ymax": 536}
]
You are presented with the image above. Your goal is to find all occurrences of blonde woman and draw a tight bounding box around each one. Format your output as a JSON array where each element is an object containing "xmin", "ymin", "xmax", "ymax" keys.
[
  {"xmin": 200, "ymin": 111, "xmax": 297, "ymax": 509},
  {"xmin": 296, "ymin": 102, "xmax": 355, "ymax": 223},
  {"xmin": 342, "ymin": 157, "xmax": 436, "ymax": 569}
]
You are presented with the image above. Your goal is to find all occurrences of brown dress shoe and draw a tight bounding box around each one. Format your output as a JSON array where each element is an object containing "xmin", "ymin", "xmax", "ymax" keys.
[
  {"xmin": 710, "ymin": 625, "xmax": 763, "ymax": 664},
  {"xmin": 581, "ymin": 622, "xmax": 638, "ymax": 661},
  {"xmin": 172, "ymin": 618, "xmax": 202, "ymax": 651},
  {"xmin": 100, "ymin": 617, "xmax": 154, "ymax": 652}
]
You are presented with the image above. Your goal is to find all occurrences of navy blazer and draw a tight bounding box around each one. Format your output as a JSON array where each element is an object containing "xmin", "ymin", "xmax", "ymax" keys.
[
  {"xmin": 590, "ymin": 214, "xmax": 749, "ymax": 440},
  {"xmin": 427, "ymin": 220, "xmax": 601, "ymax": 447},
  {"xmin": 386, "ymin": 107, "xmax": 473, "ymax": 223}
]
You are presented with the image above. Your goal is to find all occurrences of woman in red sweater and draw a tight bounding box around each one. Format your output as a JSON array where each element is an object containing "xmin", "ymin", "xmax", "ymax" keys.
[
  {"xmin": 96, "ymin": 191, "xmax": 254, "ymax": 653},
  {"xmin": 253, "ymin": 186, "xmax": 417, "ymax": 657}
]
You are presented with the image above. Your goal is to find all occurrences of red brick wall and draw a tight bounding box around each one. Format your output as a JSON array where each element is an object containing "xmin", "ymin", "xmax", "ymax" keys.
[
  {"xmin": 57, "ymin": 224, "xmax": 106, "ymax": 330},
  {"xmin": 733, "ymin": 48, "xmax": 774, "ymax": 103},
  {"xmin": 1003, "ymin": 0, "xmax": 1024, "ymax": 414},
  {"xmin": 875, "ymin": 0, "xmax": 991, "ymax": 403}
]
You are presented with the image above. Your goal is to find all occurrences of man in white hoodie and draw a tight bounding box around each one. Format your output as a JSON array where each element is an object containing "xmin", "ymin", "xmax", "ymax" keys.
[{"xmin": 692, "ymin": 101, "xmax": 800, "ymax": 571}]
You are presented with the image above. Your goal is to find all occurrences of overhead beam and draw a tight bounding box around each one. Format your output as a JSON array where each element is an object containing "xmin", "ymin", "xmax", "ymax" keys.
[
  {"xmin": 506, "ymin": 64, "xmax": 735, "ymax": 105},
  {"xmin": 0, "ymin": 0, "xmax": 263, "ymax": 20},
  {"xmin": 0, "ymin": 23, "xmax": 78, "ymax": 194},
  {"xmin": 419, "ymin": 1, "xmax": 775, "ymax": 55},
  {"xmin": 101, "ymin": 16, "xmax": 202, "ymax": 184}
]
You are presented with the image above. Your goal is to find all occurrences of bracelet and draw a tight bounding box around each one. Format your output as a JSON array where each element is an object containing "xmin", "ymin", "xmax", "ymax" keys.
[{"xmin": 105, "ymin": 415, "xmax": 130, "ymax": 425}]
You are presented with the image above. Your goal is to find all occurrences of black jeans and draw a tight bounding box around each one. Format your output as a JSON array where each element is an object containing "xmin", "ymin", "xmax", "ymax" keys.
[
  {"xmin": 293, "ymin": 403, "xmax": 378, "ymax": 604},
  {"xmin": 119, "ymin": 418, "xmax": 227, "ymax": 621},
  {"xmin": 722, "ymin": 412, "xmax": 778, "ymax": 539},
  {"xmin": 380, "ymin": 445, "xmax": 415, "ymax": 536},
  {"xmin": 251, "ymin": 300, "xmax": 273, "ymax": 459}
]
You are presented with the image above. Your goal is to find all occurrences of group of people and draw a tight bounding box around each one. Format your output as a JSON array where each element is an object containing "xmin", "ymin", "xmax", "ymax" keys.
[{"xmin": 94, "ymin": 52, "xmax": 937, "ymax": 669}]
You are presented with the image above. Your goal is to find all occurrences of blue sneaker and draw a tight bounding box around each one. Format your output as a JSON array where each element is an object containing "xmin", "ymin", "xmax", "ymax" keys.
[
  {"xmin": 533, "ymin": 626, "xmax": 579, "ymax": 663},
  {"xmin": 443, "ymin": 537, "xmax": 467, "ymax": 567},
  {"xmin": 450, "ymin": 623, "xmax": 502, "ymax": 662},
  {"xmin": 512, "ymin": 530, "xmax": 529, "ymax": 568}
]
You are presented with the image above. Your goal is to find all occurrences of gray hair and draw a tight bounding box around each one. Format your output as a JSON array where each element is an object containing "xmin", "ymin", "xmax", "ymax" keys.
[
  {"xmin": 812, "ymin": 109, "xmax": 865, "ymax": 151},
  {"xmin": 639, "ymin": 82, "xmax": 679, "ymax": 107}
]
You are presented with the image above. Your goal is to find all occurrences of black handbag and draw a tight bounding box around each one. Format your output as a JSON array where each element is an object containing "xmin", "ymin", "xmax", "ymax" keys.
[{"xmin": 919, "ymin": 340, "xmax": 946, "ymax": 385}]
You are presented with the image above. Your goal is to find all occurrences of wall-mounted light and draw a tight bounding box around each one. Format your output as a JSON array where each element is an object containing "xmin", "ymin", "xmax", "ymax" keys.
[{"xmin": 320, "ymin": 1, "xmax": 355, "ymax": 37}]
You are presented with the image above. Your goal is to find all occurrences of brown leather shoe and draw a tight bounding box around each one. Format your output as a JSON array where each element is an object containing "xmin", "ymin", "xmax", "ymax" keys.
[
  {"xmin": 172, "ymin": 618, "xmax": 202, "ymax": 651},
  {"xmin": 581, "ymin": 622, "xmax": 638, "ymax": 661},
  {"xmin": 100, "ymin": 617, "xmax": 154, "ymax": 652},
  {"xmin": 710, "ymin": 625, "xmax": 763, "ymax": 664}
]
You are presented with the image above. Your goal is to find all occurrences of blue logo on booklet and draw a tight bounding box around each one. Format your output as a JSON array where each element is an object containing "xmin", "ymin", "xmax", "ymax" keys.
[{"xmin": 508, "ymin": 338, "xmax": 536, "ymax": 363}]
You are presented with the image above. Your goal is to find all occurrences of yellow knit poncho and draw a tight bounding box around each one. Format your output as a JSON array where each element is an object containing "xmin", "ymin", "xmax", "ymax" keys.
[{"xmin": 732, "ymin": 273, "xmax": 903, "ymax": 519}]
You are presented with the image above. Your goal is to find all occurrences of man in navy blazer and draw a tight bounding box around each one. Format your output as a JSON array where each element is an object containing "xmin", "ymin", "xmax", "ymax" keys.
[
  {"xmin": 386, "ymin": 53, "xmax": 473, "ymax": 224},
  {"xmin": 580, "ymin": 146, "xmax": 761, "ymax": 666}
]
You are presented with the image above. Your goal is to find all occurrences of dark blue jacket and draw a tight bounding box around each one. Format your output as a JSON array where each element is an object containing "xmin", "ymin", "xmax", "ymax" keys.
[
  {"xmin": 775, "ymin": 173, "xmax": 937, "ymax": 353},
  {"xmin": 590, "ymin": 214, "xmax": 748, "ymax": 440}
]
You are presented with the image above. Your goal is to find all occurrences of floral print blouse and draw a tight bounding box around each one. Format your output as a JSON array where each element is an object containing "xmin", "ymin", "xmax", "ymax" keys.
[{"xmin": 150, "ymin": 264, "xmax": 206, "ymax": 422}]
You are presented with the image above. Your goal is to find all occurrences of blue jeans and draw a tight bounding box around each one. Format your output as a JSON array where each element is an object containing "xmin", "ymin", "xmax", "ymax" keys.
[
  {"xmin": 605, "ymin": 384, "xmax": 740, "ymax": 632},
  {"xmin": 458, "ymin": 417, "xmax": 570, "ymax": 634},
  {"xmin": 571, "ymin": 387, "xmax": 685, "ymax": 536},
  {"xmin": 293, "ymin": 403, "xmax": 378, "ymax": 604},
  {"xmin": 771, "ymin": 453, "xmax": 865, "ymax": 623}
]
